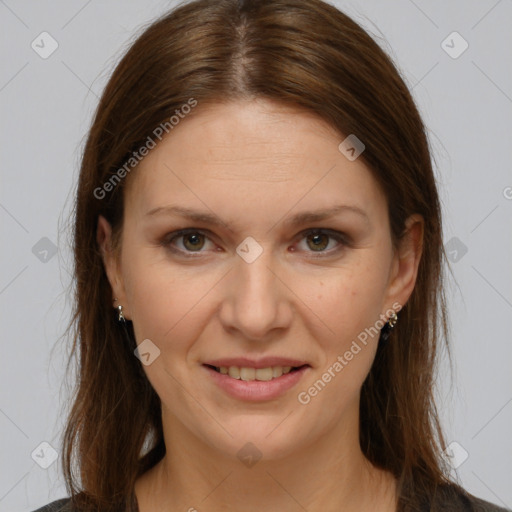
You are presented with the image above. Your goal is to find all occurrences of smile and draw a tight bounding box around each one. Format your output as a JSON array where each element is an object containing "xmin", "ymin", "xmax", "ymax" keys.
[
  {"xmin": 202, "ymin": 364, "xmax": 310, "ymax": 401},
  {"xmin": 206, "ymin": 364, "xmax": 304, "ymax": 381}
]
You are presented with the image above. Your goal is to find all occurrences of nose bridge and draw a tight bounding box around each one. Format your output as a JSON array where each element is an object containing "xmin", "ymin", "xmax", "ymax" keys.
[{"xmin": 221, "ymin": 239, "xmax": 290, "ymax": 338}]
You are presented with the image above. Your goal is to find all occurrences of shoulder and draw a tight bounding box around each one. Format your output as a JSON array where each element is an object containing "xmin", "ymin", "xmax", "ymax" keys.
[
  {"xmin": 429, "ymin": 483, "xmax": 510, "ymax": 511},
  {"xmin": 31, "ymin": 498, "xmax": 73, "ymax": 512}
]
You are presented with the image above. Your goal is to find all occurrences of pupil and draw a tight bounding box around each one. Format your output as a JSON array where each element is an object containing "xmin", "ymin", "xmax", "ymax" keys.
[
  {"xmin": 308, "ymin": 233, "xmax": 328, "ymax": 251},
  {"xmin": 184, "ymin": 233, "xmax": 204, "ymax": 250}
]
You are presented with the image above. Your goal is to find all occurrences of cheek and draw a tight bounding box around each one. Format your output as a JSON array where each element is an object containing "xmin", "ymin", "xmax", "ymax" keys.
[
  {"xmin": 123, "ymin": 261, "xmax": 213, "ymax": 399},
  {"xmin": 126, "ymin": 272, "xmax": 186, "ymax": 338},
  {"xmin": 123, "ymin": 254, "xmax": 223, "ymax": 354},
  {"xmin": 304, "ymin": 262, "xmax": 389, "ymax": 343},
  {"xmin": 294, "ymin": 269, "xmax": 389, "ymax": 417}
]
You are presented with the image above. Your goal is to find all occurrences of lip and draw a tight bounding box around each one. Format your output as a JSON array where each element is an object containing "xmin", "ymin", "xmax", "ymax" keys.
[
  {"xmin": 202, "ymin": 357, "xmax": 310, "ymax": 369},
  {"xmin": 202, "ymin": 363, "xmax": 310, "ymax": 401}
]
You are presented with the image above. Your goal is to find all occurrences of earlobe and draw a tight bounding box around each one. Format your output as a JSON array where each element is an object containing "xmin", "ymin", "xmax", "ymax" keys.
[{"xmin": 386, "ymin": 214, "xmax": 424, "ymax": 308}]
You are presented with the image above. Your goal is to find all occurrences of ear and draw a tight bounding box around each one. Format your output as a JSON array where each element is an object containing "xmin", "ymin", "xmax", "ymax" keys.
[
  {"xmin": 97, "ymin": 215, "xmax": 130, "ymax": 319},
  {"xmin": 383, "ymin": 214, "xmax": 424, "ymax": 311}
]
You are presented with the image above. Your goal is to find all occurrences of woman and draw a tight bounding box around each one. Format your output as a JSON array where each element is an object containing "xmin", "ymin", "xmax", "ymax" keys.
[{"xmin": 34, "ymin": 0, "xmax": 509, "ymax": 510}]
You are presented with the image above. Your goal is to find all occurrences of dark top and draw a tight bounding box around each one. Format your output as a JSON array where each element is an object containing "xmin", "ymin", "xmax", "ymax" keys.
[{"xmin": 32, "ymin": 483, "xmax": 511, "ymax": 512}]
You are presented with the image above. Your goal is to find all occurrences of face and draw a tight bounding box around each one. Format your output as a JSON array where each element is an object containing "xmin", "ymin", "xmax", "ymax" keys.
[{"xmin": 98, "ymin": 99, "xmax": 422, "ymax": 462}]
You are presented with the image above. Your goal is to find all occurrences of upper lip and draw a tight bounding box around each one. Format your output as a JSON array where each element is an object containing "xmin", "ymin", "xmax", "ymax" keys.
[{"xmin": 203, "ymin": 357, "xmax": 310, "ymax": 369}]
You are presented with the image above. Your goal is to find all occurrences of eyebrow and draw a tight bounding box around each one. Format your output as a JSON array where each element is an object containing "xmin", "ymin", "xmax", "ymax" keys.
[
  {"xmin": 144, "ymin": 204, "xmax": 370, "ymax": 231},
  {"xmin": 281, "ymin": 205, "xmax": 369, "ymax": 228}
]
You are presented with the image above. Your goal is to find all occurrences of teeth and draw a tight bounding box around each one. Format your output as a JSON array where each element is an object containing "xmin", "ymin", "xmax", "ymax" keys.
[
  {"xmin": 272, "ymin": 367, "xmax": 283, "ymax": 378},
  {"xmin": 228, "ymin": 366, "xmax": 240, "ymax": 379},
  {"xmin": 240, "ymin": 367, "xmax": 255, "ymax": 381},
  {"xmin": 254, "ymin": 368, "xmax": 273, "ymax": 381},
  {"xmin": 219, "ymin": 365, "xmax": 296, "ymax": 381}
]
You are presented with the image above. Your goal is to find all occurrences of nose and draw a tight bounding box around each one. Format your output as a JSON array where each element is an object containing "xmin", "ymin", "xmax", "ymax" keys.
[{"xmin": 218, "ymin": 246, "xmax": 293, "ymax": 341}]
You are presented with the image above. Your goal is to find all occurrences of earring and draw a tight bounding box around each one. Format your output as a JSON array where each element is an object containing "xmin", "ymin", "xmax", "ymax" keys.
[
  {"xmin": 380, "ymin": 311, "xmax": 398, "ymax": 342},
  {"xmin": 387, "ymin": 311, "xmax": 398, "ymax": 328},
  {"xmin": 113, "ymin": 298, "xmax": 125, "ymax": 323}
]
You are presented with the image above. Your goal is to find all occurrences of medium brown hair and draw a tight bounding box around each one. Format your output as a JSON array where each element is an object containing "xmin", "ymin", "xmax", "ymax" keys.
[{"xmin": 63, "ymin": 0, "xmax": 458, "ymax": 509}]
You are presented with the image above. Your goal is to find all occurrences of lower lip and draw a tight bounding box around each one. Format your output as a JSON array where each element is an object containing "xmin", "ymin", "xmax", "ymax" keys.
[{"xmin": 203, "ymin": 365, "xmax": 310, "ymax": 401}]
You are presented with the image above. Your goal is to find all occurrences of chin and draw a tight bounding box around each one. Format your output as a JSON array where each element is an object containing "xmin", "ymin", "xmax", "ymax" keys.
[{"xmin": 197, "ymin": 414, "xmax": 312, "ymax": 463}]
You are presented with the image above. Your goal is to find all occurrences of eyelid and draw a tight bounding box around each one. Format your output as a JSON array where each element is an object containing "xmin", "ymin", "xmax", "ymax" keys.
[
  {"xmin": 162, "ymin": 227, "xmax": 349, "ymax": 257},
  {"xmin": 162, "ymin": 228, "xmax": 217, "ymax": 257},
  {"xmin": 294, "ymin": 228, "xmax": 349, "ymax": 257}
]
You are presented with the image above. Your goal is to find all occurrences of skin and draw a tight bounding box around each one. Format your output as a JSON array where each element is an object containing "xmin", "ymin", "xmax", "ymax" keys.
[{"xmin": 97, "ymin": 98, "xmax": 423, "ymax": 512}]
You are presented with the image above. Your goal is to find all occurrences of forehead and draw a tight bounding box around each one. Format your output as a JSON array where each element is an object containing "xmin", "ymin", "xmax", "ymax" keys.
[{"xmin": 124, "ymin": 99, "xmax": 387, "ymax": 227}]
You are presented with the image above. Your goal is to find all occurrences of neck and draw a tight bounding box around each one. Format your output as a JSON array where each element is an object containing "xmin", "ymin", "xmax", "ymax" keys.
[{"xmin": 135, "ymin": 404, "xmax": 397, "ymax": 511}]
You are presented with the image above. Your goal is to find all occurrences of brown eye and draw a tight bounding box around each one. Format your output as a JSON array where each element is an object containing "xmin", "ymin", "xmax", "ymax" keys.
[
  {"xmin": 163, "ymin": 229, "xmax": 215, "ymax": 256},
  {"xmin": 306, "ymin": 232, "xmax": 330, "ymax": 252},
  {"xmin": 182, "ymin": 232, "xmax": 205, "ymax": 251},
  {"xmin": 295, "ymin": 229, "xmax": 348, "ymax": 257}
]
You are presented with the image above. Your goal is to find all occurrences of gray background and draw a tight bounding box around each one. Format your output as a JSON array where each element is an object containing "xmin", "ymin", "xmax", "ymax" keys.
[{"xmin": 1, "ymin": 0, "xmax": 511, "ymax": 510}]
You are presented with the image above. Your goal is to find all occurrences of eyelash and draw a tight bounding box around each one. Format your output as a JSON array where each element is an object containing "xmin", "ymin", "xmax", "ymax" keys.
[{"xmin": 161, "ymin": 228, "xmax": 349, "ymax": 258}]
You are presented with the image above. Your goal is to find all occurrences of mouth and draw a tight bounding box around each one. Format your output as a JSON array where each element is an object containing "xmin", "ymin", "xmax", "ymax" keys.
[
  {"xmin": 202, "ymin": 363, "xmax": 311, "ymax": 401},
  {"xmin": 204, "ymin": 364, "xmax": 309, "ymax": 382}
]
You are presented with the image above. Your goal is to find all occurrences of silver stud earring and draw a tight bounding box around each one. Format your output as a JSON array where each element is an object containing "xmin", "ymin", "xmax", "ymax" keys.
[{"xmin": 113, "ymin": 298, "xmax": 125, "ymax": 323}]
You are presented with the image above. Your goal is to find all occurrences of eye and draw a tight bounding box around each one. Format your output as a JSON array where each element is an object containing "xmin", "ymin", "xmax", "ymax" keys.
[
  {"xmin": 163, "ymin": 229, "xmax": 216, "ymax": 256},
  {"xmin": 294, "ymin": 228, "xmax": 348, "ymax": 256},
  {"xmin": 162, "ymin": 228, "xmax": 348, "ymax": 258}
]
